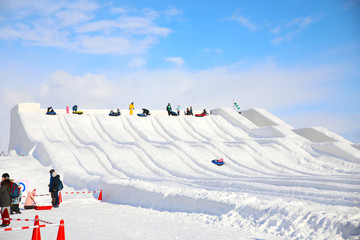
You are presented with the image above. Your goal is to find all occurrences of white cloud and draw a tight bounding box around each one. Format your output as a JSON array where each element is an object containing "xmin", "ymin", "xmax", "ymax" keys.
[
  {"xmin": 128, "ymin": 57, "xmax": 147, "ymax": 68},
  {"xmin": 166, "ymin": 57, "xmax": 185, "ymax": 67},
  {"xmin": 225, "ymin": 9, "xmax": 257, "ymax": 31},
  {"xmin": 164, "ymin": 7, "xmax": 183, "ymax": 17},
  {"xmin": 270, "ymin": 15, "xmax": 319, "ymax": 45},
  {"xmin": 0, "ymin": 0, "xmax": 172, "ymax": 55},
  {"xmin": 38, "ymin": 70, "xmax": 120, "ymax": 108},
  {"xmin": 110, "ymin": 7, "xmax": 128, "ymax": 14},
  {"xmin": 76, "ymin": 17, "xmax": 171, "ymax": 37}
]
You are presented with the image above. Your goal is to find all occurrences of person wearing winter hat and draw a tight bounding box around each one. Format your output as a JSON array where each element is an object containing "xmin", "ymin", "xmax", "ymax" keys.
[
  {"xmin": 48, "ymin": 169, "xmax": 61, "ymax": 208},
  {"xmin": 0, "ymin": 173, "xmax": 11, "ymax": 227},
  {"xmin": 2, "ymin": 173, "xmax": 9, "ymax": 181},
  {"xmin": 24, "ymin": 189, "xmax": 36, "ymax": 209}
]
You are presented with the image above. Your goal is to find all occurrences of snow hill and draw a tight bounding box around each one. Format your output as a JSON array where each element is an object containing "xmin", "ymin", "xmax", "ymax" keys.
[{"xmin": 7, "ymin": 103, "xmax": 360, "ymax": 239}]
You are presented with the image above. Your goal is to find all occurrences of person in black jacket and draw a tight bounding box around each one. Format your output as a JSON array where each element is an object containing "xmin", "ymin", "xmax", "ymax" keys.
[
  {"xmin": 142, "ymin": 108, "xmax": 150, "ymax": 115},
  {"xmin": 1, "ymin": 173, "xmax": 11, "ymax": 227},
  {"xmin": 48, "ymin": 169, "xmax": 61, "ymax": 208}
]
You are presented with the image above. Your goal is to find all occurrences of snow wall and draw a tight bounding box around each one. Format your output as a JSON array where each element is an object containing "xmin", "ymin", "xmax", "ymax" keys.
[{"xmin": 8, "ymin": 103, "xmax": 360, "ymax": 239}]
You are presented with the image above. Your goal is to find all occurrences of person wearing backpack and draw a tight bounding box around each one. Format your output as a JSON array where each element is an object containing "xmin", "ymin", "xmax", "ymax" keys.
[
  {"xmin": 49, "ymin": 169, "xmax": 62, "ymax": 208},
  {"xmin": 10, "ymin": 179, "xmax": 22, "ymax": 214},
  {"xmin": 0, "ymin": 173, "xmax": 11, "ymax": 227}
]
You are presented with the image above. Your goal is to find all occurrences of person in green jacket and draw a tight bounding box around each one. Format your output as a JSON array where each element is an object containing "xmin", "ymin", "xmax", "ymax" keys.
[{"xmin": 166, "ymin": 103, "xmax": 172, "ymax": 116}]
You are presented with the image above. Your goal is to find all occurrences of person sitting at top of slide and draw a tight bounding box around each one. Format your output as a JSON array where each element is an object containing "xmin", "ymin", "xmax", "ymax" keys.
[
  {"xmin": 142, "ymin": 108, "xmax": 150, "ymax": 115},
  {"xmin": 47, "ymin": 106, "xmax": 54, "ymax": 113}
]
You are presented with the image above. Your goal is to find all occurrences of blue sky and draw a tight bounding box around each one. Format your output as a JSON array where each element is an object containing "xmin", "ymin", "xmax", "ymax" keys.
[{"xmin": 0, "ymin": 0, "xmax": 359, "ymax": 150}]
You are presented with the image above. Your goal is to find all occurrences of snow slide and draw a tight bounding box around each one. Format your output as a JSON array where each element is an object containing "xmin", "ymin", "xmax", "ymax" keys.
[{"xmin": 8, "ymin": 103, "xmax": 360, "ymax": 239}]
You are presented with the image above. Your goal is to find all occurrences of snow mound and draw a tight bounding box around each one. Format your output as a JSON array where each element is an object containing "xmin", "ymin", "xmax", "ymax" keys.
[
  {"xmin": 241, "ymin": 108, "xmax": 293, "ymax": 128},
  {"xmin": 8, "ymin": 103, "xmax": 360, "ymax": 239},
  {"xmin": 293, "ymin": 127, "xmax": 351, "ymax": 143}
]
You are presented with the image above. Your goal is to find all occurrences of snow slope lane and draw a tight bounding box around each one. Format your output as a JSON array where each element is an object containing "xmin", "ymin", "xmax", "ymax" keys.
[{"xmin": 8, "ymin": 103, "xmax": 360, "ymax": 239}]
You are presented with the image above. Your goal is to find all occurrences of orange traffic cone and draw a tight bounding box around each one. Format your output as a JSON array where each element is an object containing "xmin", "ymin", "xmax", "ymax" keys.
[
  {"xmin": 32, "ymin": 215, "xmax": 41, "ymax": 240},
  {"xmin": 98, "ymin": 190, "xmax": 102, "ymax": 201},
  {"xmin": 59, "ymin": 192, "xmax": 62, "ymax": 205},
  {"xmin": 1, "ymin": 208, "xmax": 10, "ymax": 226},
  {"xmin": 56, "ymin": 219, "xmax": 65, "ymax": 240}
]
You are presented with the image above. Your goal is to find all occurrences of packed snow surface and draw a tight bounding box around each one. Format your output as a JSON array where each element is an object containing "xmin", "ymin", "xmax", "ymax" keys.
[{"xmin": 2, "ymin": 103, "xmax": 360, "ymax": 239}]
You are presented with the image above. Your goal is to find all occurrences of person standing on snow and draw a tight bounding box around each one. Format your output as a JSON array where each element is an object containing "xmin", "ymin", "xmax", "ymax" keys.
[
  {"xmin": 129, "ymin": 102, "xmax": 135, "ymax": 115},
  {"xmin": 177, "ymin": 105, "xmax": 181, "ymax": 116},
  {"xmin": 166, "ymin": 103, "xmax": 172, "ymax": 116},
  {"xmin": 48, "ymin": 169, "xmax": 61, "ymax": 208},
  {"xmin": 10, "ymin": 179, "xmax": 21, "ymax": 214},
  {"xmin": 0, "ymin": 173, "xmax": 11, "ymax": 227}
]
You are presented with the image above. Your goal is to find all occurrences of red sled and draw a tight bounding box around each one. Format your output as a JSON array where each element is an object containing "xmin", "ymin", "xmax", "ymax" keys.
[
  {"xmin": 195, "ymin": 113, "xmax": 207, "ymax": 117},
  {"xmin": 35, "ymin": 205, "xmax": 53, "ymax": 210}
]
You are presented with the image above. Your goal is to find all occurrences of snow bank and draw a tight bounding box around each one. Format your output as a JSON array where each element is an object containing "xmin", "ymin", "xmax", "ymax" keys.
[{"xmin": 7, "ymin": 103, "xmax": 360, "ymax": 239}]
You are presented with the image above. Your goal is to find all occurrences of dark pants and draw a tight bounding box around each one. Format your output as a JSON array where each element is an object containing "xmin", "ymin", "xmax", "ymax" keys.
[
  {"xmin": 10, "ymin": 204, "xmax": 21, "ymax": 214},
  {"xmin": 51, "ymin": 191, "xmax": 59, "ymax": 206}
]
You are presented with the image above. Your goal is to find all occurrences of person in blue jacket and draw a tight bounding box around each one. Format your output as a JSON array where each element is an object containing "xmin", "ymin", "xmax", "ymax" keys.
[{"xmin": 72, "ymin": 105, "xmax": 78, "ymax": 113}]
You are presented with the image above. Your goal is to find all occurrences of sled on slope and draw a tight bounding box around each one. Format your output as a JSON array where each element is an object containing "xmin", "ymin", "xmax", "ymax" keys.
[
  {"xmin": 73, "ymin": 111, "xmax": 83, "ymax": 115},
  {"xmin": 109, "ymin": 112, "xmax": 120, "ymax": 116},
  {"xmin": 212, "ymin": 158, "xmax": 224, "ymax": 166},
  {"xmin": 195, "ymin": 113, "xmax": 207, "ymax": 117},
  {"xmin": 170, "ymin": 111, "xmax": 178, "ymax": 116},
  {"xmin": 46, "ymin": 111, "xmax": 56, "ymax": 115},
  {"xmin": 137, "ymin": 113, "xmax": 148, "ymax": 117}
]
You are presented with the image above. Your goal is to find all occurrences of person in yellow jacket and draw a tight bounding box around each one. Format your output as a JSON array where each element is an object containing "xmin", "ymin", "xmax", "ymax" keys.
[{"xmin": 129, "ymin": 102, "xmax": 134, "ymax": 115}]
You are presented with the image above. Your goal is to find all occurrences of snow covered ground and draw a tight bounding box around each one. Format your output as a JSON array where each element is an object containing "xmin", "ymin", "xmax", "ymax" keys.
[{"xmin": 1, "ymin": 103, "xmax": 360, "ymax": 239}]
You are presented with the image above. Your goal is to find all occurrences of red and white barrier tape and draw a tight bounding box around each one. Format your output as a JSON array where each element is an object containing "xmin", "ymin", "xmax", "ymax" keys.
[
  {"xmin": 1, "ymin": 218, "xmax": 54, "ymax": 224},
  {"xmin": 0, "ymin": 223, "xmax": 60, "ymax": 232},
  {"xmin": 1, "ymin": 218, "xmax": 34, "ymax": 222},
  {"xmin": 22, "ymin": 190, "xmax": 102, "ymax": 197},
  {"xmin": 39, "ymin": 219, "xmax": 55, "ymax": 225},
  {"xmin": 62, "ymin": 190, "xmax": 101, "ymax": 194}
]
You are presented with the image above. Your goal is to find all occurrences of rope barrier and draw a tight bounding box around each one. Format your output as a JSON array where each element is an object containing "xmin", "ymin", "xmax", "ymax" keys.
[
  {"xmin": 1, "ymin": 218, "xmax": 34, "ymax": 222},
  {"xmin": 1, "ymin": 218, "xmax": 54, "ymax": 224},
  {"xmin": 62, "ymin": 190, "xmax": 101, "ymax": 195},
  {"xmin": 0, "ymin": 223, "xmax": 59, "ymax": 232},
  {"xmin": 22, "ymin": 190, "xmax": 102, "ymax": 197},
  {"xmin": 0, "ymin": 215, "xmax": 64, "ymax": 237}
]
